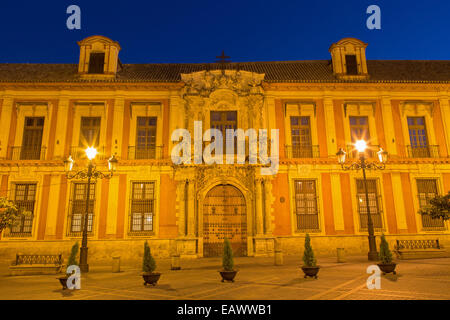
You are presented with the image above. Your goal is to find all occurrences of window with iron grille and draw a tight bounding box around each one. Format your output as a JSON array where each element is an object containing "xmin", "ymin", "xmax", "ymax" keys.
[
  {"xmin": 356, "ymin": 179, "xmax": 383, "ymax": 230},
  {"xmin": 67, "ymin": 182, "xmax": 96, "ymax": 236},
  {"xmin": 294, "ymin": 180, "xmax": 319, "ymax": 231},
  {"xmin": 290, "ymin": 116, "xmax": 313, "ymax": 158},
  {"xmin": 417, "ymin": 179, "xmax": 444, "ymax": 229},
  {"xmin": 135, "ymin": 117, "xmax": 157, "ymax": 159},
  {"xmin": 21, "ymin": 117, "xmax": 44, "ymax": 160},
  {"xmin": 349, "ymin": 116, "xmax": 372, "ymax": 158},
  {"xmin": 79, "ymin": 117, "xmax": 101, "ymax": 148},
  {"xmin": 88, "ymin": 53, "xmax": 105, "ymax": 74},
  {"xmin": 408, "ymin": 117, "xmax": 430, "ymax": 157},
  {"xmin": 9, "ymin": 183, "xmax": 36, "ymax": 236},
  {"xmin": 345, "ymin": 55, "xmax": 358, "ymax": 75},
  {"xmin": 210, "ymin": 111, "xmax": 237, "ymax": 155},
  {"xmin": 129, "ymin": 182, "xmax": 155, "ymax": 234}
]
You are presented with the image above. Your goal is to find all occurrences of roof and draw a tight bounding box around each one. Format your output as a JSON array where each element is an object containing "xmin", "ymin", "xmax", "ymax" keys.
[{"xmin": 0, "ymin": 60, "xmax": 449, "ymax": 83}]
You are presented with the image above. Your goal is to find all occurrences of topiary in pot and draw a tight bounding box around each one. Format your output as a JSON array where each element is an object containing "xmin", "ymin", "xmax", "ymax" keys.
[
  {"xmin": 219, "ymin": 238, "xmax": 238, "ymax": 282},
  {"xmin": 377, "ymin": 234, "xmax": 397, "ymax": 275},
  {"xmin": 58, "ymin": 242, "xmax": 79, "ymax": 290},
  {"xmin": 142, "ymin": 241, "xmax": 161, "ymax": 286},
  {"xmin": 301, "ymin": 234, "xmax": 320, "ymax": 279}
]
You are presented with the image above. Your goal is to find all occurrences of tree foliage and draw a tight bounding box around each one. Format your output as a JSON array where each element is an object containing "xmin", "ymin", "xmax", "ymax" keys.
[
  {"xmin": 222, "ymin": 238, "xmax": 234, "ymax": 271},
  {"xmin": 142, "ymin": 241, "xmax": 156, "ymax": 273},
  {"xmin": 0, "ymin": 197, "xmax": 31, "ymax": 233},
  {"xmin": 67, "ymin": 242, "xmax": 79, "ymax": 267},
  {"xmin": 418, "ymin": 192, "xmax": 450, "ymax": 221},
  {"xmin": 302, "ymin": 233, "xmax": 317, "ymax": 267},
  {"xmin": 378, "ymin": 233, "xmax": 393, "ymax": 264}
]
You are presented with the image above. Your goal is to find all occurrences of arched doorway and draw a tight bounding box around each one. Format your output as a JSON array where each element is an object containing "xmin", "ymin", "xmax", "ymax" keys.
[{"xmin": 203, "ymin": 184, "xmax": 247, "ymax": 257}]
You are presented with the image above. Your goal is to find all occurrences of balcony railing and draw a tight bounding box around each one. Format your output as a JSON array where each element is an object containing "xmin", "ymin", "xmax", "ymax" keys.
[
  {"xmin": 8, "ymin": 146, "xmax": 46, "ymax": 160},
  {"xmin": 128, "ymin": 146, "xmax": 163, "ymax": 160},
  {"xmin": 346, "ymin": 144, "xmax": 380, "ymax": 159},
  {"xmin": 407, "ymin": 145, "xmax": 440, "ymax": 158},
  {"xmin": 285, "ymin": 145, "xmax": 320, "ymax": 158},
  {"xmin": 69, "ymin": 146, "xmax": 106, "ymax": 160}
]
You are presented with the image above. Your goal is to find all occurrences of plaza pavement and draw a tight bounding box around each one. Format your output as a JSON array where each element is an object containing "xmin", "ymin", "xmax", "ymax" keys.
[{"xmin": 0, "ymin": 255, "xmax": 449, "ymax": 300}]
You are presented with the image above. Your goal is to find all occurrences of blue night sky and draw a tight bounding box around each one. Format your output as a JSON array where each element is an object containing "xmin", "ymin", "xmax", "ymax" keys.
[{"xmin": 0, "ymin": 0, "xmax": 449, "ymax": 63}]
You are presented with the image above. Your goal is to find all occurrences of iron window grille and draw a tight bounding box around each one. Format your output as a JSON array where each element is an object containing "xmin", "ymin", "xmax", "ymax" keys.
[
  {"xmin": 356, "ymin": 179, "xmax": 384, "ymax": 231},
  {"xmin": 416, "ymin": 179, "xmax": 445, "ymax": 230},
  {"xmin": 348, "ymin": 116, "xmax": 374, "ymax": 158},
  {"xmin": 128, "ymin": 181, "xmax": 155, "ymax": 235},
  {"xmin": 7, "ymin": 183, "xmax": 36, "ymax": 237},
  {"xmin": 67, "ymin": 182, "xmax": 96, "ymax": 237},
  {"xmin": 407, "ymin": 117, "xmax": 437, "ymax": 158},
  {"xmin": 79, "ymin": 117, "xmax": 101, "ymax": 149},
  {"xmin": 294, "ymin": 180, "xmax": 320, "ymax": 232}
]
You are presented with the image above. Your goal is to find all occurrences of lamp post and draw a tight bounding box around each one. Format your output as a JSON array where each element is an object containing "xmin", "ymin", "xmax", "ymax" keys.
[
  {"xmin": 64, "ymin": 147, "xmax": 118, "ymax": 272},
  {"xmin": 336, "ymin": 140, "xmax": 388, "ymax": 261}
]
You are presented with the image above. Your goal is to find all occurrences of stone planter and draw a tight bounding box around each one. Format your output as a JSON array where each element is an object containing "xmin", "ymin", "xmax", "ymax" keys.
[
  {"xmin": 142, "ymin": 272, "xmax": 161, "ymax": 286},
  {"xmin": 301, "ymin": 266, "xmax": 320, "ymax": 279},
  {"xmin": 377, "ymin": 263, "xmax": 397, "ymax": 275},
  {"xmin": 219, "ymin": 270, "xmax": 238, "ymax": 282}
]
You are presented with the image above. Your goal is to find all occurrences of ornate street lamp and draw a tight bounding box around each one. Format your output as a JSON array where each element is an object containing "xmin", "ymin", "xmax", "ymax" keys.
[
  {"xmin": 336, "ymin": 140, "xmax": 388, "ymax": 261},
  {"xmin": 64, "ymin": 148, "xmax": 118, "ymax": 272}
]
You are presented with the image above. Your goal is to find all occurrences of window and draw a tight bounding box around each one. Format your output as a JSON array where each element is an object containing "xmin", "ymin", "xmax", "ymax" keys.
[
  {"xmin": 210, "ymin": 111, "xmax": 237, "ymax": 154},
  {"xmin": 349, "ymin": 116, "xmax": 372, "ymax": 157},
  {"xmin": 21, "ymin": 117, "xmax": 44, "ymax": 160},
  {"xmin": 294, "ymin": 180, "xmax": 319, "ymax": 231},
  {"xmin": 417, "ymin": 179, "xmax": 444, "ymax": 229},
  {"xmin": 345, "ymin": 55, "xmax": 358, "ymax": 75},
  {"xmin": 135, "ymin": 117, "xmax": 157, "ymax": 159},
  {"xmin": 79, "ymin": 117, "xmax": 101, "ymax": 148},
  {"xmin": 290, "ymin": 116, "xmax": 313, "ymax": 158},
  {"xmin": 407, "ymin": 117, "xmax": 430, "ymax": 157},
  {"xmin": 88, "ymin": 53, "xmax": 105, "ymax": 74},
  {"xmin": 68, "ymin": 183, "xmax": 95, "ymax": 236},
  {"xmin": 356, "ymin": 179, "xmax": 383, "ymax": 230},
  {"xmin": 9, "ymin": 183, "xmax": 36, "ymax": 236},
  {"xmin": 130, "ymin": 182, "xmax": 155, "ymax": 233}
]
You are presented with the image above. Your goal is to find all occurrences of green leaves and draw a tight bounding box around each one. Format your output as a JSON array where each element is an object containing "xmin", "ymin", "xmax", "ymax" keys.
[
  {"xmin": 143, "ymin": 241, "xmax": 156, "ymax": 273},
  {"xmin": 379, "ymin": 234, "xmax": 393, "ymax": 264},
  {"xmin": 222, "ymin": 238, "xmax": 234, "ymax": 271},
  {"xmin": 302, "ymin": 233, "xmax": 316, "ymax": 267},
  {"xmin": 0, "ymin": 197, "xmax": 32, "ymax": 233},
  {"xmin": 418, "ymin": 192, "xmax": 450, "ymax": 221},
  {"xmin": 67, "ymin": 242, "xmax": 79, "ymax": 267}
]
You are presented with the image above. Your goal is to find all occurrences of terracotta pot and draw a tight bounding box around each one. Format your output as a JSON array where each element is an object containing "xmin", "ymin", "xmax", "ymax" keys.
[
  {"xmin": 377, "ymin": 263, "xmax": 397, "ymax": 275},
  {"xmin": 301, "ymin": 266, "xmax": 320, "ymax": 279},
  {"xmin": 142, "ymin": 272, "xmax": 161, "ymax": 286},
  {"xmin": 219, "ymin": 270, "xmax": 238, "ymax": 282}
]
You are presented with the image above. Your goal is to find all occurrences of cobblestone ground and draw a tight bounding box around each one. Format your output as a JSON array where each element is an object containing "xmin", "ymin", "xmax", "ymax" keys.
[{"xmin": 0, "ymin": 255, "xmax": 449, "ymax": 300}]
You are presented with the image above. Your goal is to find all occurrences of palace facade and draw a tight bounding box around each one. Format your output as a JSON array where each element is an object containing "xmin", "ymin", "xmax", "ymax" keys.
[{"xmin": 0, "ymin": 36, "xmax": 449, "ymax": 264}]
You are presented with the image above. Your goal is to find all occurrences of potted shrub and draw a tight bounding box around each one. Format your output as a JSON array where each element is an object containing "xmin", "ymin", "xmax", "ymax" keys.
[
  {"xmin": 219, "ymin": 238, "xmax": 238, "ymax": 282},
  {"xmin": 377, "ymin": 234, "xmax": 397, "ymax": 275},
  {"xmin": 58, "ymin": 242, "xmax": 79, "ymax": 290},
  {"xmin": 142, "ymin": 241, "xmax": 161, "ymax": 286},
  {"xmin": 301, "ymin": 234, "xmax": 320, "ymax": 279}
]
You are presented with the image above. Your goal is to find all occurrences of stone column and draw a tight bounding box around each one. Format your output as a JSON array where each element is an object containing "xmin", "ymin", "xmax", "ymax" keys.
[
  {"xmin": 187, "ymin": 179, "xmax": 196, "ymax": 237},
  {"xmin": 263, "ymin": 178, "xmax": 272, "ymax": 235},
  {"xmin": 255, "ymin": 178, "xmax": 264, "ymax": 236}
]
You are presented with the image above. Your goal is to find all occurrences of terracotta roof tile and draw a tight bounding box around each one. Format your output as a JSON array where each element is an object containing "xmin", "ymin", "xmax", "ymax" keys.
[{"xmin": 0, "ymin": 60, "xmax": 449, "ymax": 83}]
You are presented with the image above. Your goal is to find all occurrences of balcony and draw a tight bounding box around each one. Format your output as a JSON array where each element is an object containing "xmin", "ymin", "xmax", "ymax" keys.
[
  {"xmin": 69, "ymin": 146, "xmax": 107, "ymax": 160},
  {"xmin": 8, "ymin": 146, "xmax": 46, "ymax": 160},
  {"xmin": 128, "ymin": 146, "xmax": 163, "ymax": 160},
  {"xmin": 407, "ymin": 145, "xmax": 440, "ymax": 158},
  {"xmin": 285, "ymin": 145, "xmax": 320, "ymax": 158}
]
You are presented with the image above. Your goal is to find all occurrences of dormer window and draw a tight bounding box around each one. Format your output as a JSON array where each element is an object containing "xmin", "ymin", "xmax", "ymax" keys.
[
  {"xmin": 88, "ymin": 53, "xmax": 105, "ymax": 74},
  {"xmin": 345, "ymin": 55, "xmax": 358, "ymax": 75},
  {"xmin": 329, "ymin": 38, "xmax": 369, "ymax": 80}
]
